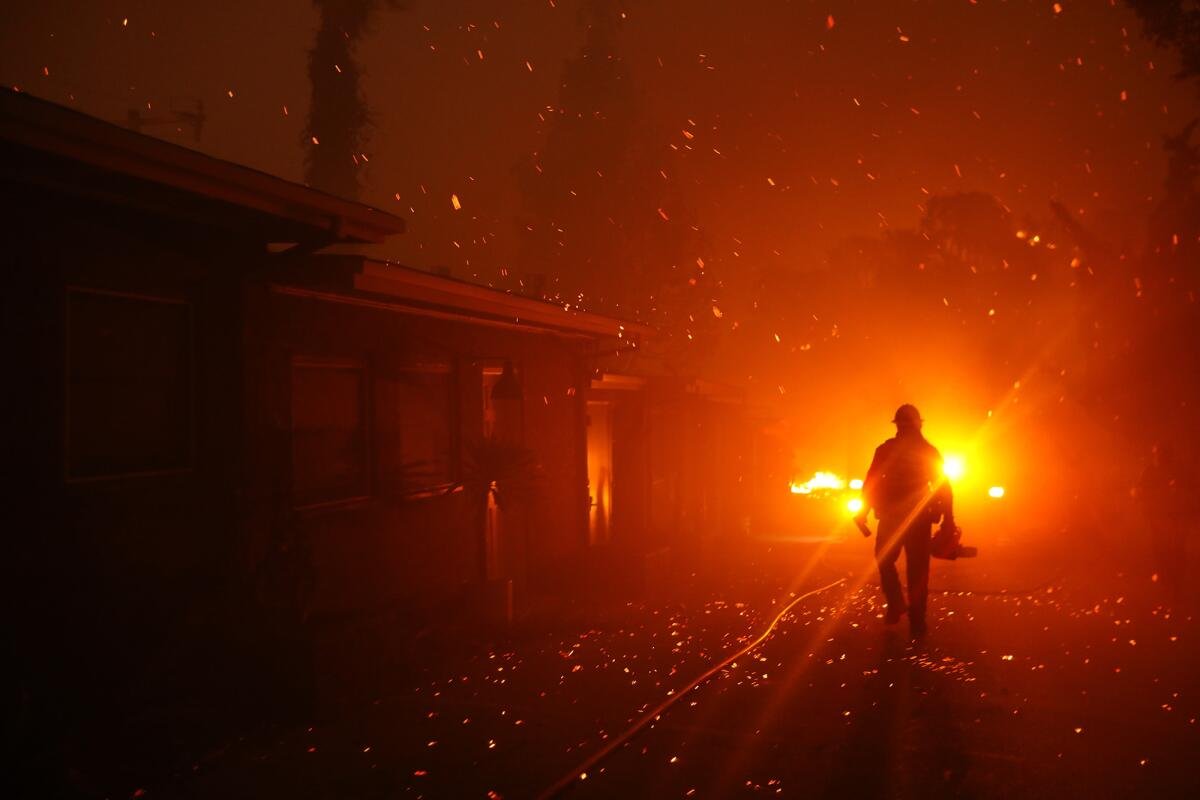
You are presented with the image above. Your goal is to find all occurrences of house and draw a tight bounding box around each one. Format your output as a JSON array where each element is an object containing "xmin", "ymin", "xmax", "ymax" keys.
[
  {"xmin": 240, "ymin": 254, "xmax": 653, "ymax": 620},
  {"xmin": 0, "ymin": 86, "xmax": 640, "ymax": 721},
  {"xmin": 1, "ymin": 89, "xmax": 756, "ymax": 772}
]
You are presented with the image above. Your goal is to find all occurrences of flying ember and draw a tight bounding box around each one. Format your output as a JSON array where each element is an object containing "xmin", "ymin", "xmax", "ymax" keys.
[{"xmin": 4, "ymin": 1, "xmax": 1200, "ymax": 797}]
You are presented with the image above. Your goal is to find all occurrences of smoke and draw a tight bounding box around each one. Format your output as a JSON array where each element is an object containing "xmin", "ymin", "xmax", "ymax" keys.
[{"xmin": 513, "ymin": 0, "xmax": 718, "ymax": 370}]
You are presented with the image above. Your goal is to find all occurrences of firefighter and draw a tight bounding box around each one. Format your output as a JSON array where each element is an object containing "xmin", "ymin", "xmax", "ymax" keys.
[{"xmin": 858, "ymin": 404, "xmax": 953, "ymax": 638}]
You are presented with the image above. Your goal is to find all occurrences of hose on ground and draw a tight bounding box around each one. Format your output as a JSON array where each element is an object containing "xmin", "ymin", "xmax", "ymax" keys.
[{"xmin": 535, "ymin": 576, "xmax": 848, "ymax": 799}]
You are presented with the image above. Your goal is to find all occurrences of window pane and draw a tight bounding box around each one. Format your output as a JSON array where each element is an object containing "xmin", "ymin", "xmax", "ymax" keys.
[
  {"xmin": 398, "ymin": 367, "xmax": 453, "ymax": 490},
  {"xmin": 292, "ymin": 362, "xmax": 368, "ymax": 506},
  {"xmin": 482, "ymin": 367, "xmax": 502, "ymax": 439},
  {"xmin": 67, "ymin": 290, "xmax": 191, "ymax": 479}
]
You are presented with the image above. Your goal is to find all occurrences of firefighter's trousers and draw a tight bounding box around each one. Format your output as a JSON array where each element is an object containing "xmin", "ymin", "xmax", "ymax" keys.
[{"xmin": 875, "ymin": 515, "xmax": 932, "ymax": 623}]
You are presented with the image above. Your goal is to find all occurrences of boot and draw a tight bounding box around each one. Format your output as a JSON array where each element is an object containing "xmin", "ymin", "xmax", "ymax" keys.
[{"xmin": 884, "ymin": 602, "xmax": 906, "ymax": 625}]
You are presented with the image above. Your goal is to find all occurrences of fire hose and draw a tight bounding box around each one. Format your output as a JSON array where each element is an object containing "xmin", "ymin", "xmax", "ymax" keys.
[{"xmin": 534, "ymin": 576, "xmax": 847, "ymax": 800}]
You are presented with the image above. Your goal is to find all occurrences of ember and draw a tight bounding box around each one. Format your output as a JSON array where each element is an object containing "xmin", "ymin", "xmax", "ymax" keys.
[{"xmin": 4, "ymin": 1, "xmax": 1200, "ymax": 797}]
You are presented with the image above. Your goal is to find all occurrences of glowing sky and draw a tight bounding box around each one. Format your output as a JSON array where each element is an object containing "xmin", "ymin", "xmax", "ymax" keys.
[{"xmin": 3, "ymin": 0, "xmax": 1196, "ymax": 288}]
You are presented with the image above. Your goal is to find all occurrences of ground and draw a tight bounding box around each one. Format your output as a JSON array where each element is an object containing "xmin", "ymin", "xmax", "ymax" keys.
[{"xmin": 119, "ymin": 531, "xmax": 1199, "ymax": 799}]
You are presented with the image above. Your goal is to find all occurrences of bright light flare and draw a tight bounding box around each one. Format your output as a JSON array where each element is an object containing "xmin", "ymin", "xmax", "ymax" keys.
[
  {"xmin": 846, "ymin": 497, "xmax": 864, "ymax": 514},
  {"xmin": 942, "ymin": 454, "xmax": 966, "ymax": 482},
  {"xmin": 988, "ymin": 486, "xmax": 1005, "ymax": 498},
  {"xmin": 849, "ymin": 478, "xmax": 863, "ymax": 490},
  {"xmin": 790, "ymin": 471, "xmax": 845, "ymax": 494}
]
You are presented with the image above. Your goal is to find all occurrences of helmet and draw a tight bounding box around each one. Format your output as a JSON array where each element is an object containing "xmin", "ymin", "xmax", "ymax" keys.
[{"xmin": 892, "ymin": 404, "xmax": 923, "ymax": 426}]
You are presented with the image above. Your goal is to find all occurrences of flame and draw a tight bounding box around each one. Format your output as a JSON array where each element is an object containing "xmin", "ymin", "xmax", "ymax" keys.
[
  {"xmin": 790, "ymin": 471, "xmax": 845, "ymax": 494},
  {"xmin": 846, "ymin": 497, "xmax": 864, "ymax": 514},
  {"xmin": 988, "ymin": 486, "xmax": 1005, "ymax": 498}
]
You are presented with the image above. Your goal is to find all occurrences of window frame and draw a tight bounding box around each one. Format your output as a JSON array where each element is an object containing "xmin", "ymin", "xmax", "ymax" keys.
[
  {"xmin": 289, "ymin": 355, "xmax": 374, "ymax": 512},
  {"xmin": 395, "ymin": 359, "xmax": 461, "ymax": 498},
  {"xmin": 63, "ymin": 285, "xmax": 195, "ymax": 484}
]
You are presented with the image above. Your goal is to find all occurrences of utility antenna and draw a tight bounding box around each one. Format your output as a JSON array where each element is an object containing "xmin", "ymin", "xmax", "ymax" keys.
[{"xmin": 125, "ymin": 97, "xmax": 205, "ymax": 141}]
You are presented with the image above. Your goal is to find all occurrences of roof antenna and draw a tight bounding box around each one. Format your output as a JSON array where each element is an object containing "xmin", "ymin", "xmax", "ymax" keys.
[{"xmin": 125, "ymin": 97, "xmax": 205, "ymax": 141}]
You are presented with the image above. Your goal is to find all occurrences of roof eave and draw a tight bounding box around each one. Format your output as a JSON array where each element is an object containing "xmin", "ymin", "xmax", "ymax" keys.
[
  {"xmin": 0, "ymin": 89, "xmax": 404, "ymax": 244},
  {"xmin": 351, "ymin": 260, "xmax": 656, "ymax": 340}
]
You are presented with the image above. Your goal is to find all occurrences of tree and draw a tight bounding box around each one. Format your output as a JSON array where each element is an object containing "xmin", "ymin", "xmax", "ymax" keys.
[
  {"xmin": 1127, "ymin": 1, "xmax": 1200, "ymax": 83},
  {"xmin": 514, "ymin": 0, "xmax": 715, "ymax": 365},
  {"xmin": 305, "ymin": 1, "xmax": 403, "ymax": 199},
  {"xmin": 515, "ymin": 0, "xmax": 643, "ymax": 309}
]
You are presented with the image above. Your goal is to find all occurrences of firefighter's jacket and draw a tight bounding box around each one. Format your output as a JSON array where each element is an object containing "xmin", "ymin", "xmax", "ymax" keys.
[{"xmin": 863, "ymin": 430, "xmax": 951, "ymax": 524}]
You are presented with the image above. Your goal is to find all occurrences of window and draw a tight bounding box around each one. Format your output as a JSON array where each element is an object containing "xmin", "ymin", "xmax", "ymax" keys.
[
  {"xmin": 397, "ymin": 364, "xmax": 455, "ymax": 491},
  {"xmin": 66, "ymin": 288, "xmax": 192, "ymax": 480},
  {"xmin": 482, "ymin": 365, "xmax": 502, "ymax": 439},
  {"xmin": 291, "ymin": 359, "xmax": 369, "ymax": 507}
]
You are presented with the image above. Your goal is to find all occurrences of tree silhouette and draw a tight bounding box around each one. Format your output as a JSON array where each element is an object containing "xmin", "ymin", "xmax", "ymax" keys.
[
  {"xmin": 305, "ymin": 0, "xmax": 403, "ymax": 199},
  {"xmin": 1127, "ymin": 1, "xmax": 1200, "ymax": 83},
  {"xmin": 514, "ymin": 0, "xmax": 714, "ymax": 364},
  {"xmin": 921, "ymin": 192, "xmax": 1021, "ymax": 271},
  {"xmin": 514, "ymin": 0, "xmax": 635, "ymax": 306},
  {"xmin": 1146, "ymin": 118, "xmax": 1200, "ymax": 283}
]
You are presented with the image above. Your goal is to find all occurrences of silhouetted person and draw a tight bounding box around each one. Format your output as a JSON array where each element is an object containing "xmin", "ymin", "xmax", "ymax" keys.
[
  {"xmin": 859, "ymin": 404, "xmax": 953, "ymax": 638},
  {"xmin": 1139, "ymin": 443, "xmax": 1197, "ymax": 603}
]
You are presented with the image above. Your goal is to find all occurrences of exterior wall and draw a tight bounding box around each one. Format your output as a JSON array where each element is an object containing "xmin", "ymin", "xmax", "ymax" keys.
[
  {"xmin": 640, "ymin": 382, "xmax": 751, "ymax": 556},
  {"xmin": 585, "ymin": 384, "xmax": 649, "ymax": 549},
  {"xmin": 242, "ymin": 284, "xmax": 591, "ymax": 619},
  {"xmin": 4, "ymin": 182, "xmax": 256, "ymax": 734},
  {"xmin": 582, "ymin": 376, "xmax": 752, "ymax": 588}
]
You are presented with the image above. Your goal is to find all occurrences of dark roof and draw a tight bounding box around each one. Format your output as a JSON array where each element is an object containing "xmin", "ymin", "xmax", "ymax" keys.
[
  {"xmin": 352, "ymin": 259, "xmax": 657, "ymax": 339},
  {"xmin": 271, "ymin": 255, "xmax": 656, "ymax": 341},
  {"xmin": 0, "ymin": 88, "xmax": 404, "ymax": 244},
  {"xmin": 0, "ymin": 90, "xmax": 653, "ymax": 343}
]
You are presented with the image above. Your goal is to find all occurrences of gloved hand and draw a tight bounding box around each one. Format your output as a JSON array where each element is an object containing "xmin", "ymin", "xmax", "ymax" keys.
[{"xmin": 854, "ymin": 512, "xmax": 872, "ymax": 537}]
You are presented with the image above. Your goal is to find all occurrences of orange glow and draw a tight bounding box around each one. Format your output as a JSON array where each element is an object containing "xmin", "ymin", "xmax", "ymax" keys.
[
  {"xmin": 848, "ymin": 478, "xmax": 863, "ymax": 490},
  {"xmin": 586, "ymin": 400, "xmax": 613, "ymax": 546},
  {"xmin": 988, "ymin": 486, "xmax": 1005, "ymax": 498},
  {"xmin": 846, "ymin": 497, "xmax": 864, "ymax": 514}
]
